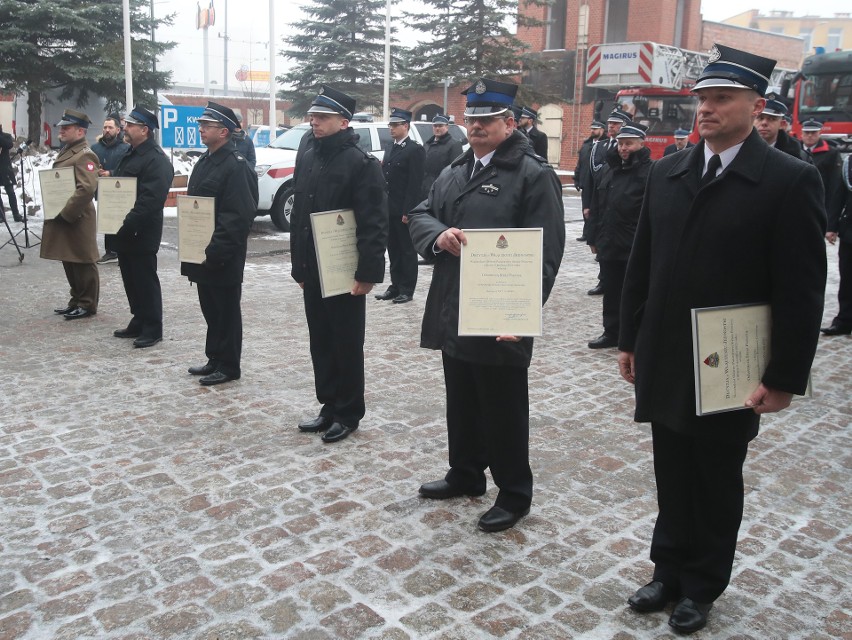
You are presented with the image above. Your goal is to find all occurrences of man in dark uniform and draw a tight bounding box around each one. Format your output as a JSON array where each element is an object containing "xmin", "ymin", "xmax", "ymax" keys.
[
  {"xmin": 583, "ymin": 108, "xmax": 631, "ymax": 295},
  {"xmin": 663, "ymin": 129, "xmax": 694, "ymax": 156},
  {"xmin": 182, "ymin": 102, "xmax": 258, "ymax": 385},
  {"xmin": 93, "ymin": 113, "xmax": 131, "ymax": 264},
  {"xmin": 291, "ymin": 86, "xmax": 388, "ymax": 443},
  {"xmin": 422, "ymin": 113, "xmax": 463, "ymax": 199},
  {"xmin": 823, "ymin": 155, "xmax": 852, "ymax": 335},
  {"xmin": 375, "ymin": 108, "xmax": 424, "ymax": 304},
  {"xmin": 111, "ymin": 106, "xmax": 174, "ymax": 348},
  {"xmin": 801, "ymin": 120, "xmax": 843, "ymax": 232},
  {"xmin": 518, "ymin": 106, "xmax": 548, "ymax": 159},
  {"xmin": 0, "ymin": 124, "xmax": 22, "ymax": 223},
  {"xmin": 233, "ymin": 114, "xmax": 256, "ymax": 169},
  {"xmin": 586, "ymin": 122, "xmax": 652, "ymax": 349},
  {"xmin": 619, "ymin": 44, "xmax": 826, "ymax": 634},
  {"xmin": 755, "ymin": 95, "xmax": 810, "ymax": 161},
  {"xmin": 573, "ymin": 120, "xmax": 605, "ymax": 241},
  {"xmin": 408, "ymin": 78, "xmax": 565, "ymax": 533}
]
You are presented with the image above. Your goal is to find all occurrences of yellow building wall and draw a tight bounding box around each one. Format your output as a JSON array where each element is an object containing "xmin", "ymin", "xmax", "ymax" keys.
[{"xmin": 720, "ymin": 12, "xmax": 852, "ymax": 53}]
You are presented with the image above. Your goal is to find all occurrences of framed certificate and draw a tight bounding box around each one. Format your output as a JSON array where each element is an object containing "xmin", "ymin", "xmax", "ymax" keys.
[
  {"xmin": 691, "ymin": 303, "xmax": 813, "ymax": 415},
  {"xmin": 177, "ymin": 195, "xmax": 215, "ymax": 265},
  {"xmin": 458, "ymin": 227, "xmax": 543, "ymax": 337},
  {"xmin": 310, "ymin": 208, "xmax": 359, "ymax": 298},
  {"xmin": 97, "ymin": 177, "xmax": 137, "ymax": 234},
  {"xmin": 39, "ymin": 167, "xmax": 76, "ymax": 217}
]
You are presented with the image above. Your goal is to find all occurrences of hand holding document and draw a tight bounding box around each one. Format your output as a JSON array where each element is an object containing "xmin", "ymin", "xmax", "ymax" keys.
[
  {"xmin": 177, "ymin": 195, "xmax": 215, "ymax": 264},
  {"xmin": 39, "ymin": 167, "xmax": 76, "ymax": 217},
  {"xmin": 310, "ymin": 208, "xmax": 359, "ymax": 298},
  {"xmin": 97, "ymin": 177, "xmax": 137, "ymax": 234}
]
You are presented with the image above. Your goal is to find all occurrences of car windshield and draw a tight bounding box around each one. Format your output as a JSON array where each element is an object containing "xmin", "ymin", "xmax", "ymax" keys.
[
  {"xmin": 269, "ymin": 124, "xmax": 311, "ymax": 150},
  {"xmin": 799, "ymin": 72, "xmax": 852, "ymax": 120},
  {"xmin": 619, "ymin": 95, "xmax": 698, "ymax": 136}
]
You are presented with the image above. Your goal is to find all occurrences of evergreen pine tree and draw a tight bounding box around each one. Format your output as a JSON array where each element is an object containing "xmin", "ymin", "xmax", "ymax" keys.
[
  {"xmin": 0, "ymin": 0, "xmax": 174, "ymax": 145},
  {"xmin": 278, "ymin": 0, "xmax": 389, "ymax": 116}
]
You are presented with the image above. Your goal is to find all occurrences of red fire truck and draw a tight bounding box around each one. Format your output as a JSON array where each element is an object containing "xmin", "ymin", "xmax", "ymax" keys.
[{"xmin": 788, "ymin": 50, "xmax": 852, "ymax": 148}]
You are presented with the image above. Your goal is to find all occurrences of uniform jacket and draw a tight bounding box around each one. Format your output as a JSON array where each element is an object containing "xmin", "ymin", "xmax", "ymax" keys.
[
  {"xmin": 383, "ymin": 136, "xmax": 425, "ymax": 218},
  {"xmin": 408, "ymin": 130, "xmax": 566, "ymax": 368},
  {"xmin": 40, "ymin": 138, "xmax": 100, "ymax": 263},
  {"xmin": 619, "ymin": 129, "xmax": 827, "ymax": 440},
  {"xmin": 525, "ymin": 125, "xmax": 549, "ymax": 159},
  {"xmin": 290, "ymin": 127, "xmax": 388, "ymax": 285},
  {"xmin": 113, "ymin": 137, "xmax": 174, "ymax": 254},
  {"xmin": 573, "ymin": 135, "xmax": 597, "ymax": 190},
  {"xmin": 232, "ymin": 131, "xmax": 256, "ymax": 168},
  {"xmin": 581, "ymin": 137, "xmax": 616, "ymax": 209},
  {"xmin": 0, "ymin": 130, "xmax": 14, "ymax": 174},
  {"xmin": 181, "ymin": 143, "xmax": 258, "ymax": 286},
  {"xmin": 838, "ymin": 156, "xmax": 852, "ymax": 243},
  {"xmin": 422, "ymin": 133, "xmax": 463, "ymax": 199},
  {"xmin": 774, "ymin": 129, "xmax": 811, "ymax": 162},
  {"xmin": 91, "ymin": 136, "xmax": 130, "ymax": 173},
  {"xmin": 587, "ymin": 145, "xmax": 652, "ymax": 262},
  {"xmin": 806, "ymin": 138, "xmax": 844, "ymax": 228},
  {"xmin": 663, "ymin": 141, "xmax": 694, "ymax": 156}
]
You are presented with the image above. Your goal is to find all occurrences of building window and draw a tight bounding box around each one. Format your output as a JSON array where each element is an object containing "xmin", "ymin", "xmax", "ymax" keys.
[
  {"xmin": 605, "ymin": 0, "xmax": 629, "ymax": 43},
  {"xmin": 827, "ymin": 28, "xmax": 842, "ymax": 51},
  {"xmin": 770, "ymin": 25, "xmax": 785, "ymax": 34},
  {"xmin": 800, "ymin": 28, "xmax": 813, "ymax": 54},
  {"xmin": 546, "ymin": 0, "xmax": 568, "ymax": 50}
]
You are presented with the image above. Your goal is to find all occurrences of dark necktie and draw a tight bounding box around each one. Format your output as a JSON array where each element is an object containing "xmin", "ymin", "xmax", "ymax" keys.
[
  {"xmin": 700, "ymin": 154, "xmax": 721, "ymax": 188},
  {"xmin": 471, "ymin": 159, "xmax": 484, "ymax": 178}
]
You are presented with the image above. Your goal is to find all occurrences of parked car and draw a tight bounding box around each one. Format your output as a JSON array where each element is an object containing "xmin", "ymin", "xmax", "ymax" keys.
[
  {"xmin": 248, "ymin": 125, "xmax": 289, "ymax": 147},
  {"xmin": 255, "ymin": 120, "xmax": 426, "ymax": 231}
]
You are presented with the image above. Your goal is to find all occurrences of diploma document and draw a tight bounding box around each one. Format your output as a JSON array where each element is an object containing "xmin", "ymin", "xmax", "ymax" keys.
[
  {"xmin": 177, "ymin": 195, "xmax": 215, "ymax": 265},
  {"xmin": 310, "ymin": 208, "xmax": 359, "ymax": 298},
  {"xmin": 39, "ymin": 167, "xmax": 76, "ymax": 217},
  {"xmin": 458, "ymin": 228, "xmax": 543, "ymax": 337},
  {"xmin": 97, "ymin": 177, "xmax": 137, "ymax": 234}
]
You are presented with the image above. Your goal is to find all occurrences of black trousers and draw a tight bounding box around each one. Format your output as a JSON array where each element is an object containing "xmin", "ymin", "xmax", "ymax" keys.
[
  {"xmin": 442, "ymin": 353, "xmax": 532, "ymax": 512},
  {"xmin": 197, "ymin": 283, "xmax": 242, "ymax": 377},
  {"xmin": 0, "ymin": 170, "xmax": 19, "ymax": 218},
  {"xmin": 599, "ymin": 259, "xmax": 627, "ymax": 336},
  {"xmin": 118, "ymin": 252, "xmax": 162, "ymax": 339},
  {"xmin": 832, "ymin": 240, "xmax": 852, "ymax": 327},
  {"xmin": 650, "ymin": 422, "xmax": 749, "ymax": 603},
  {"xmin": 61, "ymin": 262, "xmax": 99, "ymax": 311},
  {"xmin": 387, "ymin": 216, "xmax": 417, "ymax": 296},
  {"xmin": 104, "ymin": 233, "xmax": 117, "ymax": 254},
  {"xmin": 302, "ymin": 276, "xmax": 366, "ymax": 427}
]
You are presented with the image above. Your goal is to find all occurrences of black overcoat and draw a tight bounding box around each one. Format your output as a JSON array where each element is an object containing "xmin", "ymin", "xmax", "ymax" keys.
[
  {"xmin": 408, "ymin": 130, "xmax": 565, "ymax": 368},
  {"xmin": 382, "ymin": 136, "xmax": 424, "ymax": 219},
  {"xmin": 527, "ymin": 126, "xmax": 548, "ymax": 159},
  {"xmin": 422, "ymin": 133, "xmax": 463, "ymax": 199},
  {"xmin": 181, "ymin": 144, "xmax": 258, "ymax": 286},
  {"xmin": 619, "ymin": 129, "xmax": 827, "ymax": 441},
  {"xmin": 113, "ymin": 137, "xmax": 174, "ymax": 254}
]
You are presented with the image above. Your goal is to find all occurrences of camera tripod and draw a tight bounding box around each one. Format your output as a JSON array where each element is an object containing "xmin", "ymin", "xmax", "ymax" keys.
[
  {"xmin": 0, "ymin": 209, "xmax": 24, "ymax": 262},
  {"xmin": 6, "ymin": 143, "xmax": 41, "ymax": 250}
]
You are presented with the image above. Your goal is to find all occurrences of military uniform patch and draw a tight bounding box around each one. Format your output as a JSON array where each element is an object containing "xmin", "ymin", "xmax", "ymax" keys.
[{"xmin": 479, "ymin": 183, "xmax": 500, "ymax": 196}]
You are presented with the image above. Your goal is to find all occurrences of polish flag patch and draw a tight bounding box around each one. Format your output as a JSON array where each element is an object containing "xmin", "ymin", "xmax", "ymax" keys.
[{"xmin": 86, "ymin": 162, "xmax": 95, "ymax": 171}]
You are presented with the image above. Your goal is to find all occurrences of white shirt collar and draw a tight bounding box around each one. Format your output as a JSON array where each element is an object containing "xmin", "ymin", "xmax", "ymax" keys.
[
  {"xmin": 395, "ymin": 136, "xmax": 409, "ymax": 146},
  {"xmin": 473, "ymin": 150, "xmax": 496, "ymax": 167},
  {"xmin": 703, "ymin": 141, "xmax": 745, "ymax": 178}
]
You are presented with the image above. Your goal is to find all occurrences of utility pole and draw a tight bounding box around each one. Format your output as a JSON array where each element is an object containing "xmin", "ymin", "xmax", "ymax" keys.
[
  {"xmin": 383, "ymin": 0, "xmax": 390, "ymax": 120},
  {"xmin": 269, "ymin": 0, "xmax": 276, "ymax": 133},
  {"xmin": 123, "ymin": 0, "xmax": 133, "ymax": 109},
  {"xmin": 223, "ymin": 0, "xmax": 229, "ymax": 94}
]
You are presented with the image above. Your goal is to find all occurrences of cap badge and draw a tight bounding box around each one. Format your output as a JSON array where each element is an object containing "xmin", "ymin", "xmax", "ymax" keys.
[
  {"xmin": 708, "ymin": 45, "xmax": 721, "ymax": 63},
  {"xmin": 475, "ymin": 80, "xmax": 487, "ymax": 95},
  {"xmin": 766, "ymin": 92, "xmax": 776, "ymax": 101}
]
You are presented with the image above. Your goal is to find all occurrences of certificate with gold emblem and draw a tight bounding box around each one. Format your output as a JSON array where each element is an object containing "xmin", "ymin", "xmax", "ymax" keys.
[
  {"xmin": 39, "ymin": 167, "xmax": 76, "ymax": 217},
  {"xmin": 310, "ymin": 208, "xmax": 359, "ymax": 298},
  {"xmin": 177, "ymin": 195, "xmax": 215, "ymax": 265},
  {"xmin": 458, "ymin": 227, "xmax": 543, "ymax": 337},
  {"xmin": 691, "ymin": 303, "xmax": 811, "ymax": 415},
  {"xmin": 96, "ymin": 177, "xmax": 137, "ymax": 234}
]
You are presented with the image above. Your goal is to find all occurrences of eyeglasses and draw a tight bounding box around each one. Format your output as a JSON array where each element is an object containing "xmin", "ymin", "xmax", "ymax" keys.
[{"xmin": 463, "ymin": 116, "xmax": 508, "ymax": 126}]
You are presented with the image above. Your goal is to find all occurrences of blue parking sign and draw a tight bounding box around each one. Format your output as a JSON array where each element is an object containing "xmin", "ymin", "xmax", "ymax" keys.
[{"xmin": 159, "ymin": 105, "xmax": 206, "ymax": 148}]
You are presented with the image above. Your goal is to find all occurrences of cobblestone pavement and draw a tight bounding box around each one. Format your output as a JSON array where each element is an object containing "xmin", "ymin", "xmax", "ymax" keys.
[{"xmin": 0, "ymin": 194, "xmax": 849, "ymax": 639}]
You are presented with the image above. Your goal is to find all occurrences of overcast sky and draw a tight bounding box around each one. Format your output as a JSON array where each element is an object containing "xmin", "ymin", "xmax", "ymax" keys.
[{"xmin": 155, "ymin": 0, "xmax": 851, "ymax": 87}]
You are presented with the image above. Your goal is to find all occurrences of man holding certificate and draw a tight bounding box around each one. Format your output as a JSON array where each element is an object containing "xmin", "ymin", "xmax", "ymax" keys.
[
  {"xmin": 290, "ymin": 86, "xmax": 388, "ymax": 444},
  {"xmin": 40, "ymin": 109, "xmax": 101, "ymax": 320},
  {"xmin": 111, "ymin": 106, "xmax": 174, "ymax": 348},
  {"xmin": 618, "ymin": 45, "xmax": 827, "ymax": 634},
  {"xmin": 181, "ymin": 102, "xmax": 258, "ymax": 385},
  {"xmin": 407, "ymin": 78, "xmax": 565, "ymax": 533}
]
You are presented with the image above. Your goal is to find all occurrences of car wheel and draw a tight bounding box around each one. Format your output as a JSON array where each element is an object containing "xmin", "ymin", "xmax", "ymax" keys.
[{"xmin": 270, "ymin": 186, "xmax": 294, "ymax": 232}]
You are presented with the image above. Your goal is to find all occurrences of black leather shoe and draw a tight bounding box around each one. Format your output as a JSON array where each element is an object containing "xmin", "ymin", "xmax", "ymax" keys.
[
  {"xmin": 199, "ymin": 371, "xmax": 239, "ymax": 386},
  {"xmin": 64, "ymin": 307, "xmax": 95, "ymax": 320},
  {"xmin": 668, "ymin": 597, "xmax": 712, "ymax": 634},
  {"xmin": 628, "ymin": 581, "xmax": 676, "ymax": 613},
  {"xmin": 392, "ymin": 294, "xmax": 413, "ymax": 304},
  {"xmin": 54, "ymin": 305, "xmax": 75, "ymax": 315},
  {"xmin": 114, "ymin": 327, "xmax": 142, "ymax": 338},
  {"xmin": 587, "ymin": 283, "xmax": 604, "ymax": 295},
  {"xmin": 418, "ymin": 479, "xmax": 486, "ymax": 500},
  {"xmin": 588, "ymin": 333, "xmax": 618, "ymax": 349},
  {"xmin": 298, "ymin": 415, "xmax": 333, "ymax": 432},
  {"xmin": 321, "ymin": 422, "xmax": 357, "ymax": 443},
  {"xmin": 477, "ymin": 505, "xmax": 530, "ymax": 532},
  {"xmin": 133, "ymin": 336, "xmax": 162, "ymax": 348},
  {"xmin": 188, "ymin": 362, "xmax": 216, "ymax": 376},
  {"xmin": 821, "ymin": 323, "xmax": 852, "ymax": 336},
  {"xmin": 374, "ymin": 289, "xmax": 397, "ymax": 300},
  {"xmin": 576, "ymin": 235, "xmax": 586, "ymax": 241}
]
